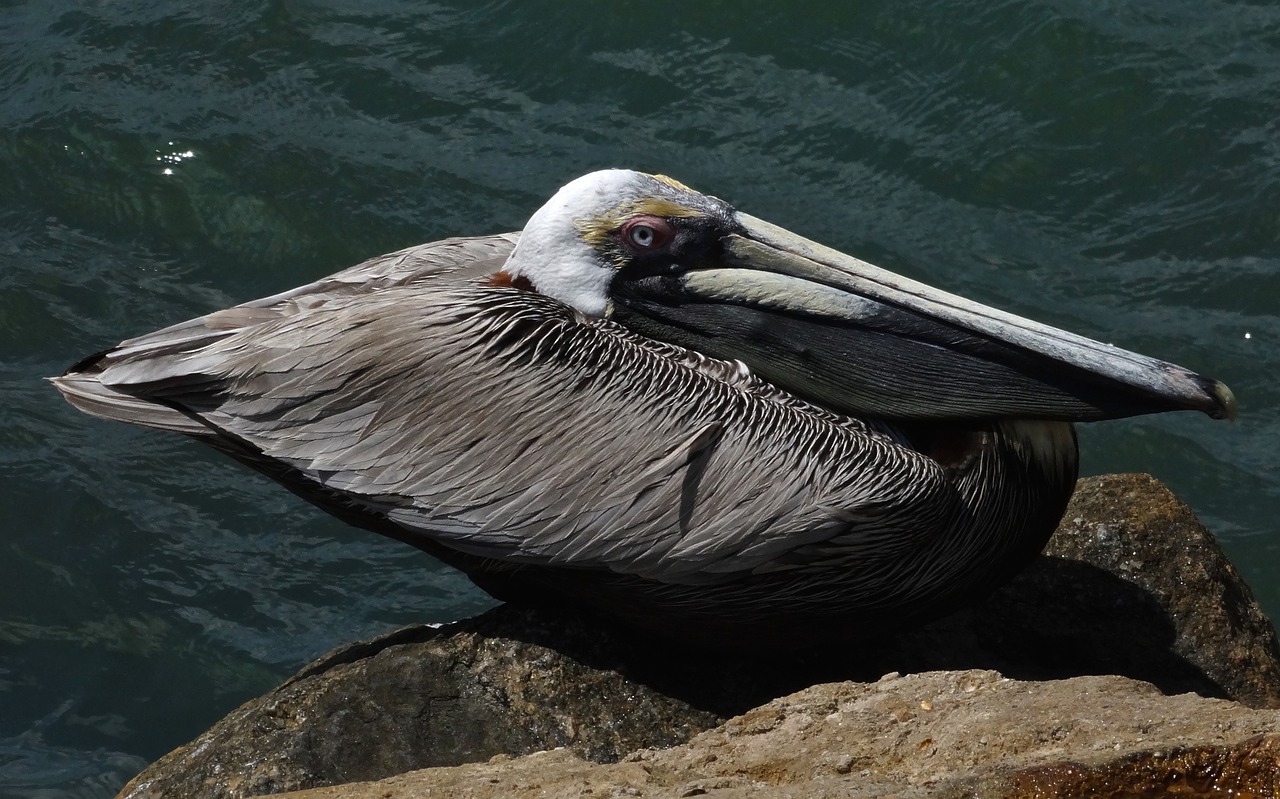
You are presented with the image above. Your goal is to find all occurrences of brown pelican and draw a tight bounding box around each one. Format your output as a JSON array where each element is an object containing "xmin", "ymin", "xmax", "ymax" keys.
[{"xmin": 52, "ymin": 170, "xmax": 1235, "ymax": 648}]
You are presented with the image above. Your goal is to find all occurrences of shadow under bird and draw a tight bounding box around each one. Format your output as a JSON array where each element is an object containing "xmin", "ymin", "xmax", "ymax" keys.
[{"xmin": 52, "ymin": 170, "xmax": 1236, "ymax": 649}]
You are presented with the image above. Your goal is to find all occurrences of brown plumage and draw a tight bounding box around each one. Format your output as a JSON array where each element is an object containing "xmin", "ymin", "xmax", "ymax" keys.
[{"xmin": 52, "ymin": 171, "xmax": 1232, "ymax": 648}]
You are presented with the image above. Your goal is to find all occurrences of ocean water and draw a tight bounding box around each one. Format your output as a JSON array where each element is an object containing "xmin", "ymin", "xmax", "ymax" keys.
[{"xmin": 2, "ymin": 1, "xmax": 1278, "ymax": 795}]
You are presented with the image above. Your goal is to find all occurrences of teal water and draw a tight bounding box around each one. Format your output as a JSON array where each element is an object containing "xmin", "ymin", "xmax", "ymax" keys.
[{"xmin": 3, "ymin": 1, "xmax": 1278, "ymax": 795}]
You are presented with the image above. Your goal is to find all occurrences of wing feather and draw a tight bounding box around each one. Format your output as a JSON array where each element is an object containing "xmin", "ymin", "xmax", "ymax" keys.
[{"xmin": 54, "ymin": 246, "xmax": 953, "ymax": 586}]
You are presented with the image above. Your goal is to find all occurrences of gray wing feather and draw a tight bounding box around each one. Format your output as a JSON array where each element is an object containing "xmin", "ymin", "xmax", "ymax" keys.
[
  {"xmin": 54, "ymin": 244, "xmax": 951, "ymax": 585},
  {"xmin": 53, "ymin": 234, "xmax": 518, "ymax": 432},
  {"xmin": 110, "ymin": 233, "xmax": 519, "ymax": 363}
]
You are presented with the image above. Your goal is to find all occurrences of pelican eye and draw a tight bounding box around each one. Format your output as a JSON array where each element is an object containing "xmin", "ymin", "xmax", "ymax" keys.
[{"xmin": 621, "ymin": 216, "xmax": 674, "ymax": 251}]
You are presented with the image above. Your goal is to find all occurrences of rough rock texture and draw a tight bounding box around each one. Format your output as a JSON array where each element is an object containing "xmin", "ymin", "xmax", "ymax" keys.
[
  {"xmin": 270, "ymin": 671, "xmax": 1280, "ymax": 799},
  {"xmin": 879, "ymin": 473, "xmax": 1280, "ymax": 709},
  {"xmin": 1050, "ymin": 473, "xmax": 1280, "ymax": 708},
  {"xmin": 115, "ymin": 619, "xmax": 722, "ymax": 799},
  {"xmin": 117, "ymin": 475, "xmax": 1280, "ymax": 798}
]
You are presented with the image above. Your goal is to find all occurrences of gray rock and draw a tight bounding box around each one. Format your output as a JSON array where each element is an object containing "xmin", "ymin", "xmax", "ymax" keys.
[
  {"xmin": 881, "ymin": 472, "xmax": 1280, "ymax": 708},
  {"xmin": 116, "ymin": 618, "xmax": 721, "ymax": 799},
  {"xmin": 1049, "ymin": 473, "xmax": 1280, "ymax": 707},
  {"xmin": 116, "ymin": 474, "xmax": 1280, "ymax": 798}
]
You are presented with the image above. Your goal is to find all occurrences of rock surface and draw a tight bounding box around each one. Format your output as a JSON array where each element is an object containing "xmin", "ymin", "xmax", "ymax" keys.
[
  {"xmin": 117, "ymin": 474, "xmax": 1280, "ymax": 798},
  {"xmin": 882, "ymin": 472, "xmax": 1280, "ymax": 709},
  {"xmin": 273, "ymin": 671, "xmax": 1280, "ymax": 799},
  {"xmin": 115, "ymin": 619, "xmax": 723, "ymax": 799}
]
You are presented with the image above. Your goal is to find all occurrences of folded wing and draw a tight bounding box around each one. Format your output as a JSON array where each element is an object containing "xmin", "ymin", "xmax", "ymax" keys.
[{"xmin": 52, "ymin": 237, "xmax": 952, "ymax": 586}]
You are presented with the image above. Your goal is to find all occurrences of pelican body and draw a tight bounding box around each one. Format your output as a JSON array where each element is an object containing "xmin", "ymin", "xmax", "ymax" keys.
[{"xmin": 53, "ymin": 170, "xmax": 1235, "ymax": 648}]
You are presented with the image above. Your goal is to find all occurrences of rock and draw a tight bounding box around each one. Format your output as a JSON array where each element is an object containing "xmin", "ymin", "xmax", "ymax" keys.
[
  {"xmin": 115, "ymin": 617, "xmax": 723, "ymax": 799},
  {"xmin": 1048, "ymin": 473, "xmax": 1280, "ymax": 708},
  {"xmin": 116, "ymin": 475, "xmax": 1280, "ymax": 798},
  {"xmin": 270, "ymin": 671, "xmax": 1280, "ymax": 799},
  {"xmin": 880, "ymin": 473, "xmax": 1280, "ymax": 709}
]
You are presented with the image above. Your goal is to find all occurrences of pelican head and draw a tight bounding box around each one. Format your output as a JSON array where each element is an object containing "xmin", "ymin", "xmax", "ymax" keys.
[
  {"xmin": 503, "ymin": 169, "xmax": 1235, "ymax": 424},
  {"xmin": 502, "ymin": 169, "xmax": 735, "ymax": 316}
]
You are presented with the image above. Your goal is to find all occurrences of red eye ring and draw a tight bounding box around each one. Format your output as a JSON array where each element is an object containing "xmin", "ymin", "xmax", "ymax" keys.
[{"xmin": 620, "ymin": 216, "xmax": 674, "ymax": 251}]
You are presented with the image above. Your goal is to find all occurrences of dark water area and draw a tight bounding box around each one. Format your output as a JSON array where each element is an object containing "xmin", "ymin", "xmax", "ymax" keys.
[{"xmin": 2, "ymin": 1, "xmax": 1278, "ymax": 795}]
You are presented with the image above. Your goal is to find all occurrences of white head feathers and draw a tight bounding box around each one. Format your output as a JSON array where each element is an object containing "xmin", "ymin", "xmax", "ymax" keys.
[{"xmin": 502, "ymin": 169, "xmax": 668, "ymax": 317}]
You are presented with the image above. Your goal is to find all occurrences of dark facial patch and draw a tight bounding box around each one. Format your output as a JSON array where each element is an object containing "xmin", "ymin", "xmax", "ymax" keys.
[{"xmin": 612, "ymin": 206, "xmax": 744, "ymax": 284}]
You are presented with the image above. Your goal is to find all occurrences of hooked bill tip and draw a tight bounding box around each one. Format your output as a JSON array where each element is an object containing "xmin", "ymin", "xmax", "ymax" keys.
[{"xmin": 1210, "ymin": 380, "xmax": 1239, "ymax": 421}]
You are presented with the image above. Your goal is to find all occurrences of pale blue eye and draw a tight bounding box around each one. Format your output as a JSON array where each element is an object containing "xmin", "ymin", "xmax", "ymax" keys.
[{"xmin": 629, "ymin": 224, "xmax": 656, "ymax": 247}]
